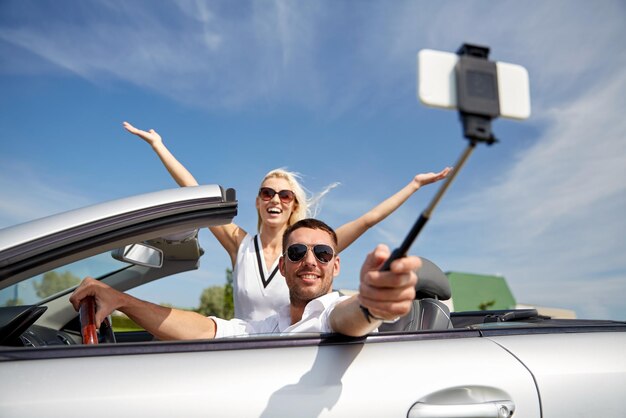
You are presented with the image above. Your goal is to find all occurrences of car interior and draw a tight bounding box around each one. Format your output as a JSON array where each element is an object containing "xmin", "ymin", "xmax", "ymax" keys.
[{"xmin": 1, "ymin": 222, "xmax": 614, "ymax": 349}]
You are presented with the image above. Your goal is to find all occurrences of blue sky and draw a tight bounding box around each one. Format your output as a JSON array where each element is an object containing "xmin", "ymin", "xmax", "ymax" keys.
[{"xmin": 1, "ymin": 1, "xmax": 624, "ymax": 320}]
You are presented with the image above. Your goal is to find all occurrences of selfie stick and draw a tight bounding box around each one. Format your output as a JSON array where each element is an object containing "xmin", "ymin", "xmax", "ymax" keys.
[
  {"xmin": 380, "ymin": 43, "xmax": 499, "ymax": 271},
  {"xmin": 380, "ymin": 144, "xmax": 475, "ymax": 271}
]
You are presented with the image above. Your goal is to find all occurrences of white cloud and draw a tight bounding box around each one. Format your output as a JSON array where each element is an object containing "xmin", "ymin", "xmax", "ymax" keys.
[
  {"xmin": 2, "ymin": 0, "xmax": 624, "ymax": 115},
  {"xmin": 0, "ymin": 1, "xmax": 336, "ymax": 111}
]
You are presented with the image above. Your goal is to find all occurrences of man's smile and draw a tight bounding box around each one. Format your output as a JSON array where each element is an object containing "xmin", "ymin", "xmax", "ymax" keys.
[{"xmin": 297, "ymin": 271, "xmax": 320, "ymax": 284}]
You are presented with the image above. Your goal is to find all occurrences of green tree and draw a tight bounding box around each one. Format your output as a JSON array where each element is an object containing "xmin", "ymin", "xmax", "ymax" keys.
[
  {"xmin": 33, "ymin": 271, "xmax": 81, "ymax": 299},
  {"xmin": 223, "ymin": 268, "xmax": 234, "ymax": 319},
  {"xmin": 4, "ymin": 298, "xmax": 24, "ymax": 307},
  {"xmin": 197, "ymin": 285, "xmax": 226, "ymax": 317},
  {"xmin": 196, "ymin": 268, "xmax": 234, "ymax": 319}
]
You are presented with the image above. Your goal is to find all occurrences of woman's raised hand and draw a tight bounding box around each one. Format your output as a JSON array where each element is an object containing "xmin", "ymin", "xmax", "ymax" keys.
[
  {"xmin": 413, "ymin": 167, "xmax": 452, "ymax": 188},
  {"xmin": 123, "ymin": 121, "xmax": 163, "ymax": 147}
]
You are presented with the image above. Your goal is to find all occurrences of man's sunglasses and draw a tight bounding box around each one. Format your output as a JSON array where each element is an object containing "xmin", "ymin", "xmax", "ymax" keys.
[
  {"xmin": 258, "ymin": 187, "xmax": 296, "ymax": 203},
  {"xmin": 285, "ymin": 243, "xmax": 335, "ymax": 264}
]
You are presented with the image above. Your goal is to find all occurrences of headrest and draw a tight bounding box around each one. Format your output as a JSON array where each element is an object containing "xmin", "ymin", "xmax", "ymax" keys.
[{"xmin": 415, "ymin": 257, "xmax": 451, "ymax": 300}]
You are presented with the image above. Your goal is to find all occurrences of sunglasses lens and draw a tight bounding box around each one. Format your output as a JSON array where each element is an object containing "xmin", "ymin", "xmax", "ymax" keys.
[
  {"xmin": 287, "ymin": 244, "xmax": 308, "ymax": 262},
  {"xmin": 286, "ymin": 244, "xmax": 334, "ymax": 264},
  {"xmin": 259, "ymin": 188, "xmax": 295, "ymax": 203},
  {"xmin": 313, "ymin": 245, "xmax": 334, "ymax": 263},
  {"xmin": 278, "ymin": 190, "xmax": 295, "ymax": 203},
  {"xmin": 259, "ymin": 188, "xmax": 274, "ymax": 201}
]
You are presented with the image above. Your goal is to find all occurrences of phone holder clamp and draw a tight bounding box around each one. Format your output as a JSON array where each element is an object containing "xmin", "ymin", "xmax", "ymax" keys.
[{"xmin": 455, "ymin": 43, "xmax": 500, "ymax": 145}]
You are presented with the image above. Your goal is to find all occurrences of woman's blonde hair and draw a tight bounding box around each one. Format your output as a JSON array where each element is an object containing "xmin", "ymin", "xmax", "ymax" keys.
[{"xmin": 256, "ymin": 168, "xmax": 338, "ymax": 230}]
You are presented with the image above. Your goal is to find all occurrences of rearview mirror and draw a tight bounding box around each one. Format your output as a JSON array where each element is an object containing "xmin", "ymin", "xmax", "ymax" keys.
[{"xmin": 111, "ymin": 243, "xmax": 163, "ymax": 268}]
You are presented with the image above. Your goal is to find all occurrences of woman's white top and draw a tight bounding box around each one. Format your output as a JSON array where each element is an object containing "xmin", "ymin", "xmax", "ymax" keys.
[{"xmin": 232, "ymin": 234, "xmax": 290, "ymax": 321}]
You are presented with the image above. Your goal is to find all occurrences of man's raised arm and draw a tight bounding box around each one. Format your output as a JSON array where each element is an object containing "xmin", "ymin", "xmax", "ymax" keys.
[{"xmin": 329, "ymin": 245, "xmax": 420, "ymax": 337}]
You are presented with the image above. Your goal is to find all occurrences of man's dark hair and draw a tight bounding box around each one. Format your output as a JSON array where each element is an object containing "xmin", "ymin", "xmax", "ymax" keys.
[{"xmin": 282, "ymin": 218, "xmax": 338, "ymax": 251}]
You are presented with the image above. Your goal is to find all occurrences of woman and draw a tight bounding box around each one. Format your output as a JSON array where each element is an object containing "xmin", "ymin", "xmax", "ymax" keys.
[{"xmin": 123, "ymin": 121, "xmax": 450, "ymax": 321}]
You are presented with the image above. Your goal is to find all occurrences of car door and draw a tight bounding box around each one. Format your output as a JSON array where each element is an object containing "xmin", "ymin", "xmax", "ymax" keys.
[{"xmin": 1, "ymin": 331, "xmax": 539, "ymax": 417}]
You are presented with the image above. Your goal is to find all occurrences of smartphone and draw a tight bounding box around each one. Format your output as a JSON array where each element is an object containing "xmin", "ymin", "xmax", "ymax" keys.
[{"xmin": 417, "ymin": 49, "xmax": 531, "ymax": 120}]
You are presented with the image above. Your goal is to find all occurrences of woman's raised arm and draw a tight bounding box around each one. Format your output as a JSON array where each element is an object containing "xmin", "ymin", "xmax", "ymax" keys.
[
  {"xmin": 123, "ymin": 121, "xmax": 199, "ymax": 187},
  {"xmin": 334, "ymin": 167, "xmax": 451, "ymax": 252},
  {"xmin": 122, "ymin": 121, "xmax": 245, "ymax": 263}
]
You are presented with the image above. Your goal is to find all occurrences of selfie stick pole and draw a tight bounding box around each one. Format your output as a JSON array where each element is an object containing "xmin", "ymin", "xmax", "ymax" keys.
[
  {"xmin": 379, "ymin": 141, "xmax": 477, "ymax": 271},
  {"xmin": 380, "ymin": 43, "xmax": 499, "ymax": 271}
]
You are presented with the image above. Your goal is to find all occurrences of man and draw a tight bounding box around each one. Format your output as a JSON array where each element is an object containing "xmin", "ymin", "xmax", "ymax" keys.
[{"xmin": 70, "ymin": 218, "xmax": 420, "ymax": 339}]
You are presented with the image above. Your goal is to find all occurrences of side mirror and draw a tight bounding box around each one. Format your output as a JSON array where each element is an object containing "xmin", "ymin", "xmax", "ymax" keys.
[{"xmin": 111, "ymin": 243, "xmax": 163, "ymax": 268}]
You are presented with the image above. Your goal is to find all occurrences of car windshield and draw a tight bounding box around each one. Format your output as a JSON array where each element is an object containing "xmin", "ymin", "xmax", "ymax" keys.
[{"xmin": 0, "ymin": 252, "xmax": 129, "ymax": 307}]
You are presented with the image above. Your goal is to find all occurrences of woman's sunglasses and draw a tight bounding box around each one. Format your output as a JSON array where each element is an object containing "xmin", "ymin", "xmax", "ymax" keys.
[
  {"xmin": 258, "ymin": 187, "xmax": 296, "ymax": 203},
  {"xmin": 285, "ymin": 243, "xmax": 335, "ymax": 264}
]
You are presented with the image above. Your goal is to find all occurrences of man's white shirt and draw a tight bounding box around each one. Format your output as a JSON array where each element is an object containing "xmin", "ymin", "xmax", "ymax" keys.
[{"xmin": 211, "ymin": 292, "xmax": 350, "ymax": 338}]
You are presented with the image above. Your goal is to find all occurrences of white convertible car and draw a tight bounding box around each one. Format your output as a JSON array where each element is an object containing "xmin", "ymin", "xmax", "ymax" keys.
[{"xmin": 0, "ymin": 185, "xmax": 624, "ymax": 417}]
